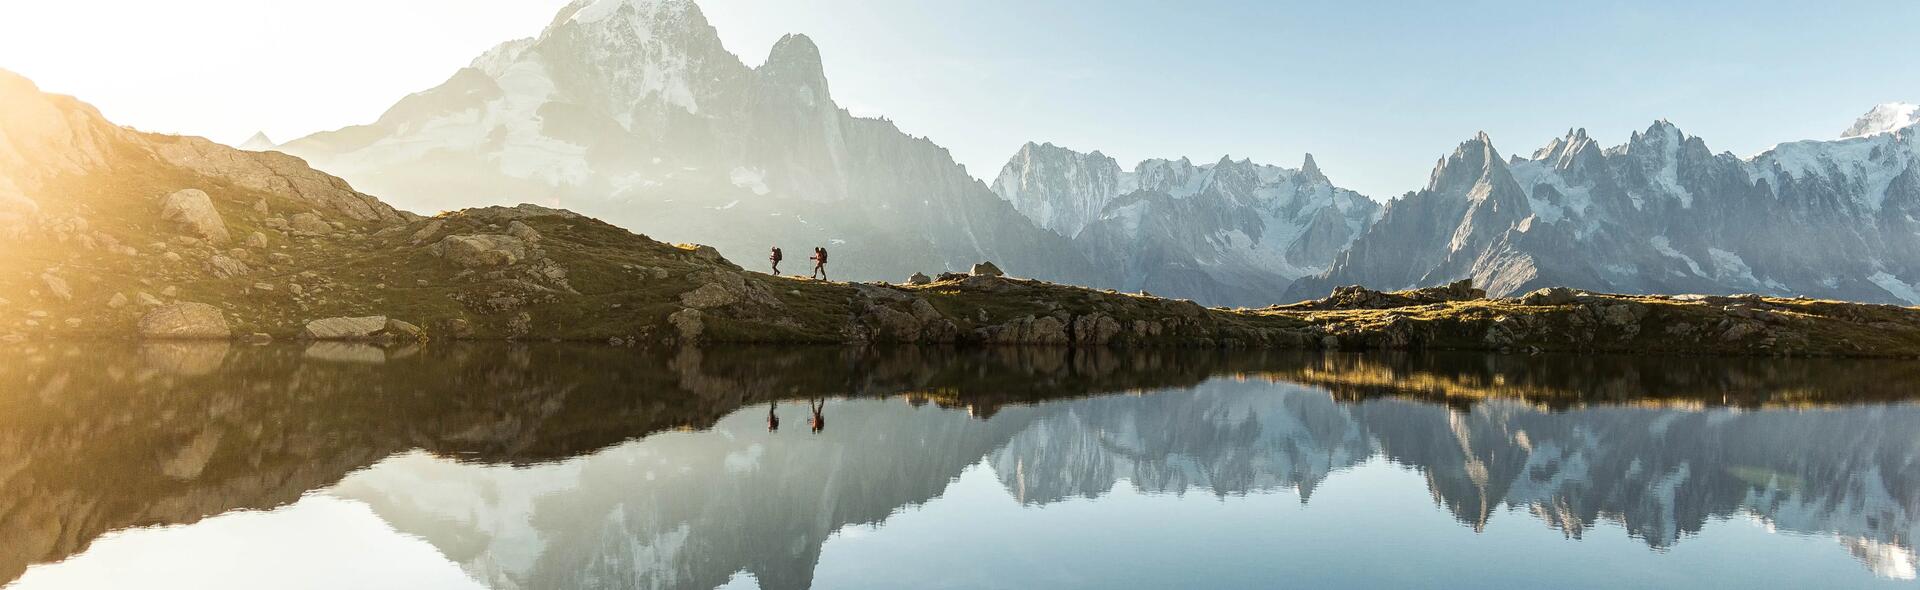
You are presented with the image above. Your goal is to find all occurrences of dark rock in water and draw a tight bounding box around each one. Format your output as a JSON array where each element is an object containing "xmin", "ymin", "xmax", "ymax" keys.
[{"xmin": 970, "ymin": 261, "xmax": 1004, "ymax": 277}]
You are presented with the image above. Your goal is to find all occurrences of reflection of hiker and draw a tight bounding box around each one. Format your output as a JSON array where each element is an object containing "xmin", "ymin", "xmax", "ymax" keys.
[
  {"xmin": 766, "ymin": 402, "xmax": 780, "ymax": 432},
  {"xmin": 769, "ymin": 246, "xmax": 784, "ymax": 275},
  {"xmin": 808, "ymin": 398, "xmax": 826, "ymax": 433},
  {"xmin": 809, "ymin": 247, "xmax": 829, "ymax": 280}
]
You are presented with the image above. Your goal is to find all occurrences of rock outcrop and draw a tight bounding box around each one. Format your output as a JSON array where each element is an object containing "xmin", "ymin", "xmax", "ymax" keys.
[{"xmin": 431, "ymin": 234, "xmax": 527, "ymax": 268}]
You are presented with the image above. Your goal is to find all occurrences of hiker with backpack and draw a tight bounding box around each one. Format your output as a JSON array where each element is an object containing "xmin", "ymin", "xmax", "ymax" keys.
[
  {"xmin": 810, "ymin": 246, "xmax": 829, "ymax": 280},
  {"xmin": 769, "ymin": 246, "xmax": 784, "ymax": 275}
]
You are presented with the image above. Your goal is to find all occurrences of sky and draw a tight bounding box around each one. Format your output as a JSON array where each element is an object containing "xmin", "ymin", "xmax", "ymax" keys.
[{"xmin": 2, "ymin": 0, "xmax": 1916, "ymax": 198}]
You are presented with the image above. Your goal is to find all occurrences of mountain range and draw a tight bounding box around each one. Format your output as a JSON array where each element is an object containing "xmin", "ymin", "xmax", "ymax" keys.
[{"xmin": 270, "ymin": 0, "xmax": 1920, "ymax": 306}]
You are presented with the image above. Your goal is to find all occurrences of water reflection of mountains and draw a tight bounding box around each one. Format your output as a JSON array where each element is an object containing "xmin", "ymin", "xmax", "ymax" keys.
[{"xmin": 4, "ymin": 343, "xmax": 1920, "ymax": 586}]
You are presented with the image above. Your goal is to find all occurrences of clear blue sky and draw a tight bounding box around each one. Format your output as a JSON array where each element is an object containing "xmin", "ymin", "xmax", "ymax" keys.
[{"xmin": 5, "ymin": 0, "xmax": 1916, "ymax": 198}]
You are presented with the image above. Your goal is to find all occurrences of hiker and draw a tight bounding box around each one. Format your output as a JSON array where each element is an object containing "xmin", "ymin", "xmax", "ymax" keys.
[
  {"xmin": 810, "ymin": 246, "xmax": 829, "ymax": 280},
  {"xmin": 808, "ymin": 398, "xmax": 826, "ymax": 433},
  {"xmin": 769, "ymin": 246, "xmax": 784, "ymax": 275},
  {"xmin": 766, "ymin": 402, "xmax": 780, "ymax": 432}
]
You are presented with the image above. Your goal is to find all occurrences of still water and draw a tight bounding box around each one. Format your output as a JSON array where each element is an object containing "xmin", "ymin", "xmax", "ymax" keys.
[{"xmin": 4, "ymin": 343, "xmax": 1920, "ymax": 589}]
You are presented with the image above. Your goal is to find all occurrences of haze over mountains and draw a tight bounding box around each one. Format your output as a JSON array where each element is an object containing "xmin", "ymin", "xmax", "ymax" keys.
[{"xmin": 275, "ymin": 0, "xmax": 1920, "ymax": 306}]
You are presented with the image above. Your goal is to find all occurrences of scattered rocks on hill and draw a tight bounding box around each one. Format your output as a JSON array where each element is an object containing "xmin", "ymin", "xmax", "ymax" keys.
[
  {"xmin": 936, "ymin": 272, "xmax": 968, "ymax": 282},
  {"xmin": 970, "ymin": 261, "xmax": 1004, "ymax": 277},
  {"xmin": 138, "ymin": 303, "xmax": 230, "ymax": 339},
  {"xmin": 159, "ymin": 189, "xmax": 230, "ymax": 243}
]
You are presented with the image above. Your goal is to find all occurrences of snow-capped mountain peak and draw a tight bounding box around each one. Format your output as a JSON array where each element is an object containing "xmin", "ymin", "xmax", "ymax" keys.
[
  {"xmin": 237, "ymin": 131, "xmax": 276, "ymax": 151},
  {"xmin": 563, "ymin": 0, "xmax": 693, "ymax": 26},
  {"xmin": 1842, "ymin": 103, "xmax": 1920, "ymax": 139}
]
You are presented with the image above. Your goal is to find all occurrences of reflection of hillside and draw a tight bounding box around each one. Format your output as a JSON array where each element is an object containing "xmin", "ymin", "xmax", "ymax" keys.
[
  {"xmin": 1259, "ymin": 351, "xmax": 1920, "ymax": 409},
  {"xmin": 5, "ymin": 344, "xmax": 1920, "ymax": 585},
  {"xmin": 0, "ymin": 343, "xmax": 1228, "ymax": 584}
]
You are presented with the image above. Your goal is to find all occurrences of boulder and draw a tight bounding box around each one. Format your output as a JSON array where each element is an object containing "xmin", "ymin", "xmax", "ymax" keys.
[
  {"xmin": 431, "ymin": 234, "xmax": 527, "ymax": 268},
  {"xmin": 669, "ymin": 308, "xmax": 704, "ymax": 342},
  {"xmin": 936, "ymin": 272, "xmax": 968, "ymax": 282},
  {"xmin": 384, "ymin": 318, "xmax": 428, "ymax": 342},
  {"xmin": 40, "ymin": 273, "xmax": 71, "ymax": 302},
  {"xmin": 1519, "ymin": 287, "xmax": 1578, "ymax": 306},
  {"xmin": 970, "ymin": 261, "xmax": 1005, "ymax": 277},
  {"xmin": 138, "ymin": 303, "xmax": 230, "ymax": 339},
  {"xmin": 409, "ymin": 219, "xmax": 446, "ymax": 245},
  {"xmin": 243, "ymin": 231, "xmax": 269, "ymax": 249},
  {"xmin": 159, "ymin": 189, "xmax": 231, "ymax": 243},
  {"xmin": 680, "ymin": 282, "xmax": 739, "ymax": 310},
  {"xmin": 507, "ymin": 220, "xmax": 542, "ymax": 243},
  {"xmin": 906, "ymin": 272, "xmax": 932, "ymax": 286},
  {"xmin": 300, "ymin": 316, "xmax": 389, "ymax": 340},
  {"xmin": 106, "ymin": 293, "xmax": 129, "ymax": 309},
  {"xmin": 207, "ymin": 254, "xmax": 250, "ymax": 278},
  {"xmin": 288, "ymin": 212, "xmax": 332, "ymax": 236},
  {"xmin": 684, "ymin": 244, "xmax": 725, "ymax": 262}
]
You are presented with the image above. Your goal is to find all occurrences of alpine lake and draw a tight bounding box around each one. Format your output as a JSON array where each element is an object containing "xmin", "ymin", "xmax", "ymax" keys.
[{"xmin": 4, "ymin": 342, "xmax": 1919, "ymax": 589}]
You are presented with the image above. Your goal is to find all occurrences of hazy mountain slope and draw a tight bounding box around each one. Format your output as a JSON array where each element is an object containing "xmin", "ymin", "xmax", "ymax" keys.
[
  {"xmin": 1289, "ymin": 113, "xmax": 1920, "ymax": 303},
  {"xmin": 280, "ymin": 0, "xmax": 1096, "ymax": 285},
  {"xmin": 991, "ymin": 143, "xmax": 1379, "ymax": 306}
]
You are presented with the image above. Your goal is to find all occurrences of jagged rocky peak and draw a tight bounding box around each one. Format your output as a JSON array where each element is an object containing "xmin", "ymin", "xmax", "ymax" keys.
[
  {"xmin": 1427, "ymin": 131, "xmax": 1513, "ymax": 194},
  {"xmin": 764, "ymin": 33, "xmax": 823, "ymax": 73},
  {"xmin": 1842, "ymin": 102, "xmax": 1920, "ymax": 139},
  {"xmin": 1300, "ymin": 153, "xmax": 1327, "ymax": 184},
  {"xmin": 990, "ymin": 141, "xmax": 1130, "ymax": 237},
  {"xmin": 756, "ymin": 33, "xmax": 831, "ymax": 99}
]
